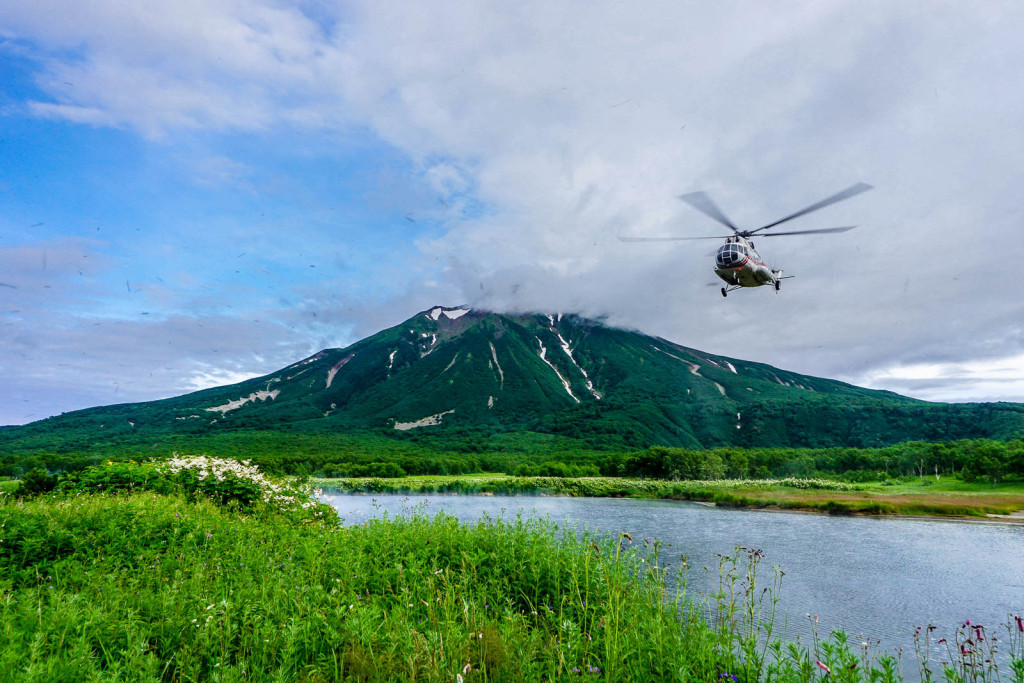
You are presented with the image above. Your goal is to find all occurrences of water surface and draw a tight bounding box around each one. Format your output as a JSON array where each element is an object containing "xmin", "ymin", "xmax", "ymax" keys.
[{"xmin": 325, "ymin": 492, "xmax": 1024, "ymax": 671}]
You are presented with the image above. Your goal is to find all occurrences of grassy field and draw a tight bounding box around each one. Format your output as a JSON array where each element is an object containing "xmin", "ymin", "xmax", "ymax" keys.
[
  {"xmin": 0, "ymin": 491, "xmax": 890, "ymax": 683},
  {"xmin": 315, "ymin": 474, "xmax": 1024, "ymax": 519},
  {"xmin": 3, "ymin": 459, "xmax": 1022, "ymax": 681}
]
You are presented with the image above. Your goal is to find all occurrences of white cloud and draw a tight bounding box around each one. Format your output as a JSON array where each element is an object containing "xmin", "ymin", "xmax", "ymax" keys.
[
  {"xmin": 3, "ymin": 0, "xmax": 1024, "ymax": 423},
  {"xmin": 852, "ymin": 353, "xmax": 1024, "ymax": 403}
]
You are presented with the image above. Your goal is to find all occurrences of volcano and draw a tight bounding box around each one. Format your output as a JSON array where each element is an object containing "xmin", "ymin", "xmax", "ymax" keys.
[{"xmin": 6, "ymin": 307, "xmax": 1024, "ymax": 451}]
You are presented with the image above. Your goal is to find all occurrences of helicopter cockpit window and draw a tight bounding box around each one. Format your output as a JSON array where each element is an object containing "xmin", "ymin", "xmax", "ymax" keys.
[{"xmin": 716, "ymin": 243, "xmax": 745, "ymax": 267}]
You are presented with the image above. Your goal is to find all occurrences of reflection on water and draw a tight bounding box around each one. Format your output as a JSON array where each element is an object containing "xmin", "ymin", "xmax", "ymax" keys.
[{"xmin": 325, "ymin": 492, "xmax": 1024, "ymax": 674}]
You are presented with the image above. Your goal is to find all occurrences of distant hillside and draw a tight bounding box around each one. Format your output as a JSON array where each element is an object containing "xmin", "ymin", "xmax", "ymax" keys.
[{"xmin": 4, "ymin": 307, "xmax": 1024, "ymax": 458}]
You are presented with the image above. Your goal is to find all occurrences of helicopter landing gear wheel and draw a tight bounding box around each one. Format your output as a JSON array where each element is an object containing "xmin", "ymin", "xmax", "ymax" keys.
[{"xmin": 721, "ymin": 287, "xmax": 728, "ymax": 298}]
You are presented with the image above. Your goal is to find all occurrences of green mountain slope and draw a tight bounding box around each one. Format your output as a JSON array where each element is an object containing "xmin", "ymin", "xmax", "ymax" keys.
[{"xmin": 5, "ymin": 307, "xmax": 1024, "ymax": 455}]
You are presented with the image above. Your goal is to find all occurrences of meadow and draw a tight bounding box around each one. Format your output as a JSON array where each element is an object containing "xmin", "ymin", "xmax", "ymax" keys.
[{"xmin": 2, "ymin": 459, "xmax": 1023, "ymax": 681}]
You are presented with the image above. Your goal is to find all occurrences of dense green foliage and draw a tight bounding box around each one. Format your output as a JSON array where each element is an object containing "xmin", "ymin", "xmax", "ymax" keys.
[
  {"xmin": 0, "ymin": 490, "xmax": 736, "ymax": 681},
  {"xmin": 11, "ymin": 467, "xmax": 58, "ymax": 497},
  {"xmin": 4, "ymin": 433, "xmax": 1022, "ymax": 489},
  {"xmin": 3, "ymin": 485, "xmax": 1021, "ymax": 681},
  {"xmin": 606, "ymin": 440, "xmax": 1024, "ymax": 483}
]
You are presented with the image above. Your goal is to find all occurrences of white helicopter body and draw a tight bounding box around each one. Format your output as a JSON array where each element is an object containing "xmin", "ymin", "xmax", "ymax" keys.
[{"xmin": 621, "ymin": 183, "xmax": 872, "ymax": 298}]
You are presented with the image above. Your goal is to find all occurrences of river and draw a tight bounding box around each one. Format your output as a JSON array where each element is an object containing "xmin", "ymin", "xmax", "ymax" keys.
[{"xmin": 324, "ymin": 492, "xmax": 1024, "ymax": 675}]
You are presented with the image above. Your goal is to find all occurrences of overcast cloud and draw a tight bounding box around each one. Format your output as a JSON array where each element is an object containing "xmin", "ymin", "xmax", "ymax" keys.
[{"xmin": 2, "ymin": 0, "xmax": 1023, "ymax": 425}]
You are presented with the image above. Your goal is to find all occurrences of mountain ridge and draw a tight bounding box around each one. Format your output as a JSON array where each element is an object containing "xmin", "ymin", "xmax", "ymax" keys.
[{"xmin": 4, "ymin": 306, "xmax": 1024, "ymax": 452}]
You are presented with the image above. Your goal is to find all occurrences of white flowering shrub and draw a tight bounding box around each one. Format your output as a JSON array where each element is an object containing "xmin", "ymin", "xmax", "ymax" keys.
[
  {"xmin": 158, "ymin": 455, "xmax": 333, "ymax": 520},
  {"xmin": 56, "ymin": 456, "xmax": 334, "ymax": 521}
]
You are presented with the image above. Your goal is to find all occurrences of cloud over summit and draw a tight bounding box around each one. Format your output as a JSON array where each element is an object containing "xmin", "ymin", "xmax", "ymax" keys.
[{"xmin": 2, "ymin": 0, "xmax": 1024, "ymax": 423}]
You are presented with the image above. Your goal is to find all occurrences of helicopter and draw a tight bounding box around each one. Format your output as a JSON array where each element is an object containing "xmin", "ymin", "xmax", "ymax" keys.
[{"xmin": 620, "ymin": 182, "xmax": 872, "ymax": 296}]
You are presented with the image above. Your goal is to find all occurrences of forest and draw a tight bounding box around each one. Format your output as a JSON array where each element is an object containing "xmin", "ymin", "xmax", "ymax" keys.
[{"xmin": 3, "ymin": 427, "xmax": 1022, "ymax": 484}]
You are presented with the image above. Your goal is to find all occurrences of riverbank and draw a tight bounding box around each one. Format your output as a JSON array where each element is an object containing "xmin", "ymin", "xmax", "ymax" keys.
[
  {"xmin": 314, "ymin": 474, "xmax": 1024, "ymax": 519},
  {"xmin": 3, "ymin": 489, "xmax": 931, "ymax": 682},
  {"xmin": 4, "ymin": 459, "xmax": 1022, "ymax": 681}
]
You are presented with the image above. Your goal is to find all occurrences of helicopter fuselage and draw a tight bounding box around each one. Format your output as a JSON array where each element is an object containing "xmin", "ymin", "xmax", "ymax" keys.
[{"xmin": 713, "ymin": 236, "xmax": 777, "ymax": 288}]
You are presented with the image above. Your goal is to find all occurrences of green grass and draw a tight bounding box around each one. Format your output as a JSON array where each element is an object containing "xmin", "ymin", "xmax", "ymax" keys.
[
  {"xmin": 0, "ymin": 491, "xmax": 737, "ymax": 681},
  {"xmin": 3, "ymin": 490, "xmax": 1023, "ymax": 681}
]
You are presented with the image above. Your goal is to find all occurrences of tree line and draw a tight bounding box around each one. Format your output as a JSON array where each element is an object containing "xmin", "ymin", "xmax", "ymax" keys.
[{"xmin": 3, "ymin": 435, "xmax": 1023, "ymax": 483}]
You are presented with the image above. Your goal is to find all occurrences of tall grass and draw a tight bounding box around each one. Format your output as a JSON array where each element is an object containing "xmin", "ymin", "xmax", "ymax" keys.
[
  {"xmin": 2, "ymin": 483, "xmax": 1021, "ymax": 680},
  {"xmin": 1, "ymin": 491, "xmax": 733, "ymax": 681}
]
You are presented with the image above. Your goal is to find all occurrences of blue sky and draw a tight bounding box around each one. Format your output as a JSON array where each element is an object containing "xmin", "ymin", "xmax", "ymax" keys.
[{"xmin": 3, "ymin": 0, "xmax": 1024, "ymax": 425}]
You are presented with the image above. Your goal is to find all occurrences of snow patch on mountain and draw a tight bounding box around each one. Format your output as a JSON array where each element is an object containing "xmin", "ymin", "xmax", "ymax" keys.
[
  {"xmin": 443, "ymin": 352, "xmax": 460, "ymax": 373},
  {"xmin": 428, "ymin": 306, "xmax": 470, "ymax": 321},
  {"xmin": 206, "ymin": 389, "xmax": 280, "ymax": 415},
  {"xmin": 288, "ymin": 351, "xmax": 326, "ymax": 369},
  {"xmin": 652, "ymin": 346, "xmax": 727, "ymax": 397},
  {"xmin": 326, "ymin": 354, "xmax": 354, "ymax": 389},
  {"xmin": 394, "ymin": 409, "xmax": 455, "ymax": 430},
  {"xmin": 537, "ymin": 338, "xmax": 580, "ymax": 403},
  {"xmin": 552, "ymin": 328, "xmax": 601, "ymax": 399},
  {"xmin": 420, "ymin": 332, "xmax": 438, "ymax": 357},
  {"xmin": 489, "ymin": 342, "xmax": 504, "ymax": 388}
]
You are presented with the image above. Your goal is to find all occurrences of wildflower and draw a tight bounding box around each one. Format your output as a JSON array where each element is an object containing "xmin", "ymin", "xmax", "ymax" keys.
[
  {"xmin": 462, "ymin": 663, "xmax": 471, "ymax": 674},
  {"xmin": 1016, "ymin": 615, "xmax": 1023, "ymax": 632},
  {"xmin": 816, "ymin": 661, "xmax": 831, "ymax": 675}
]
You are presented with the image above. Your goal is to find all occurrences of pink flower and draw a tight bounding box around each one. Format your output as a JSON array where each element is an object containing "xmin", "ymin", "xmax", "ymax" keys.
[{"xmin": 816, "ymin": 661, "xmax": 831, "ymax": 675}]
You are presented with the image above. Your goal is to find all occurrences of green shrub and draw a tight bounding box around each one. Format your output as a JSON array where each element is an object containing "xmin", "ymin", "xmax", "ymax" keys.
[{"xmin": 13, "ymin": 468, "xmax": 59, "ymax": 498}]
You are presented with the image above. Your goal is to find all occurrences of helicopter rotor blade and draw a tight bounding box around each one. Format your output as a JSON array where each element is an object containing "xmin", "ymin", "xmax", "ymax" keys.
[
  {"xmin": 677, "ymin": 191, "xmax": 742, "ymax": 234},
  {"xmin": 749, "ymin": 182, "xmax": 872, "ymax": 234},
  {"xmin": 756, "ymin": 226, "xmax": 856, "ymax": 237},
  {"xmin": 617, "ymin": 234, "xmax": 731, "ymax": 242}
]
